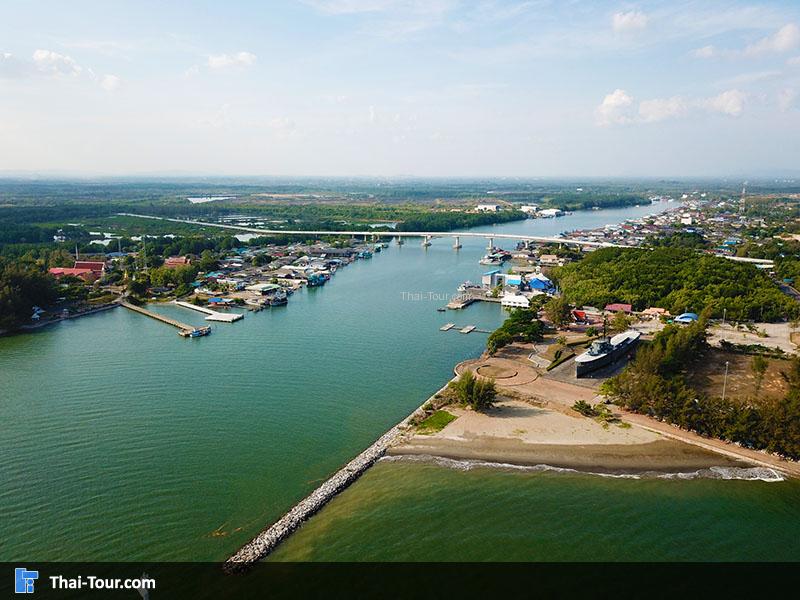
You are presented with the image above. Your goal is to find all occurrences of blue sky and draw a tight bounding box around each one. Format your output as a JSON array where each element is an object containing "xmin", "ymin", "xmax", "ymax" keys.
[{"xmin": 1, "ymin": 0, "xmax": 799, "ymax": 176}]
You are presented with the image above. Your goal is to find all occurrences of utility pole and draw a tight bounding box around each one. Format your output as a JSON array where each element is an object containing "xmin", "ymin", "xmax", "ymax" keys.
[
  {"xmin": 722, "ymin": 361, "xmax": 729, "ymax": 402},
  {"xmin": 722, "ymin": 308, "xmax": 727, "ymax": 326}
]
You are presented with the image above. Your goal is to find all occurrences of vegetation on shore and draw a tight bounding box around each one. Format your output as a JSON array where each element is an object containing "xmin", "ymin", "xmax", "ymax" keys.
[
  {"xmin": 416, "ymin": 410, "xmax": 457, "ymax": 434},
  {"xmin": 487, "ymin": 306, "xmax": 546, "ymax": 355},
  {"xmin": 601, "ymin": 315, "xmax": 800, "ymax": 460},
  {"xmin": 449, "ymin": 371, "xmax": 497, "ymax": 411},
  {"xmin": 551, "ymin": 247, "xmax": 797, "ymax": 322},
  {"xmin": 0, "ymin": 257, "xmax": 58, "ymax": 330}
]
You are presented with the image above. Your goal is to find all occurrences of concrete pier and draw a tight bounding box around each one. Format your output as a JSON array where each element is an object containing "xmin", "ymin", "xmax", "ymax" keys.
[
  {"xmin": 120, "ymin": 301, "xmax": 207, "ymax": 336},
  {"xmin": 173, "ymin": 301, "xmax": 243, "ymax": 323}
]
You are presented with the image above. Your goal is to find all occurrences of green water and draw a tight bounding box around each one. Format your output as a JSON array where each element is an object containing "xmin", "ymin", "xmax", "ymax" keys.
[
  {"xmin": 270, "ymin": 460, "xmax": 800, "ymax": 561},
  {"xmin": 4, "ymin": 202, "xmax": 796, "ymax": 562}
]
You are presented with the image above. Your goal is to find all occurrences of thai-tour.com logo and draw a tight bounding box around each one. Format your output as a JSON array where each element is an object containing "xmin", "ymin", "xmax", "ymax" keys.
[
  {"xmin": 13, "ymin": 567, "xmax": 156, "ymax": 595},
  {"xmin": 14, "ymin": 568, "xmax": 38, "ymax": 594}
]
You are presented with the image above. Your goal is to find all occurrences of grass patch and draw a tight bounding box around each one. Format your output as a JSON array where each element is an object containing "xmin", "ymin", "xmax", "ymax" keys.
[{"xmin": 417, "ymin": 410, "xmax": 457, "ymax": 434}]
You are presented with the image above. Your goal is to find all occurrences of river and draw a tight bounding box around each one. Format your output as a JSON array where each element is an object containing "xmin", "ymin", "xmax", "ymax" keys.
[{"xmin": 3, "ymin": 202, "xmax": 798, "ymax": 562}]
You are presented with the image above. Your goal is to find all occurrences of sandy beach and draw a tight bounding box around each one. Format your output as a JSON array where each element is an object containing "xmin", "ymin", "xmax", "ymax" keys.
[{"xmin": 391, "ymin": 399, "xmax": 749, "ymax": 473}]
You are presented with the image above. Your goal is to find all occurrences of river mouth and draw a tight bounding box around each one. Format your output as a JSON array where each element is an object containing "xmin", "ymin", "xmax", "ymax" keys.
[{"xmin": 2, "ymin": 202, "xmax": 709, "ymax": 562}]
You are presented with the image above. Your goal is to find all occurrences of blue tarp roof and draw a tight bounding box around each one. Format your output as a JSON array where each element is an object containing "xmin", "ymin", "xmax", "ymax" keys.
[{"xmin": 675, "ymin": 312, "xmax": 699, "ymax": 322}]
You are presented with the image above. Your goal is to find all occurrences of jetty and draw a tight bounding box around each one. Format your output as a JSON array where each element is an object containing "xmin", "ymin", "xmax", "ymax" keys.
[
  {"xmin": 120, "ymin": 301, "xmax": 210, "ymax": 337},
  {"xmin": 173, "ymin": 300, "xmax": 243, "ymax": 323},
  {"xmin": 439, "ymin": 323, "xmax": 455, "ymax": 331},
  {"xmin": 460, "ymin": 325, "xmax": 476, "ymax": 334},
  {"xmin": 224, "ymin": 381, "xmax": 452, "ymax": 570}
]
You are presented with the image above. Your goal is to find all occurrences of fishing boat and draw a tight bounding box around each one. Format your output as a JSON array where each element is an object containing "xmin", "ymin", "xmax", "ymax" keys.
[
  {"xmin": 574, "ymin": 330, "xmax": 641, "ymax": 377},
  {"xmin": 457, "ymin": 281, "xmax": 482, "ymax": 292},
  {"xmin": 268, "ymin": 290, "xmax": 288, "ymax": 306}
]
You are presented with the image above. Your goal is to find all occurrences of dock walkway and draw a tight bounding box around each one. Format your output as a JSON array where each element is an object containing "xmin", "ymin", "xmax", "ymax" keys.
[
  {"xmin": 120, "ymin": 301, "xmax": 206, "ymax": 337},
  {"xmin": 173, "ymin": 301, "xmax": 243, "ymax": 322}
]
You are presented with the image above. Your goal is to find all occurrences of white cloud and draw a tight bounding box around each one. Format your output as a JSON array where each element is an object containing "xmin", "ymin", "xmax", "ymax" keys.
[
  {"xmin": 32, "ymin": 49, "xmax": 82, "ymax": 76},
  {"xmin": 787, "ymin": 55, "xmax": 800, "ymax": 66},
  {"xmin": 612, "ymin": 10, "xmax": 648, "ymax": 33},
  {"xmin": 368, "ymin": 105, "xmax": 376, "ymax": 123},
  {"xmin": 100, "ymin": 74, "xmax": 122, "ymax": 92},
  {"xmin": 207, "ymin": 51, "xmax": 257, "ymax": 70},
  {"xmin": 693, "ymin": 45, "xmax": 716, "ymax": 59},
  {"xmin": 702, "ymin": 89, "xmax": 746, "ymax": 116},
  {"xmin": 597, "ymin": 88, "xmax": 748, "ymax": 126},
  {"xmin": 743, "ymin": 23, "xmax": 800, "ymax": 57},
  {"xmin": 778, "ymin": 89, "xmax": 797, "ymax": 112},
  {"xmin": 595, "ymin": 89, "xmax": 634, "ymax": 126},
  {"xmin": 638, "ymin": 96, "xmax": 688, "ymax": 123}
]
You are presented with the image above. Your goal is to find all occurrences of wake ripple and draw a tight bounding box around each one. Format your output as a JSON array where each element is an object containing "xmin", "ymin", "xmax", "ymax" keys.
[{"xmin": 379, "ymin": 455, "xmax": 785, "ymax": 482}]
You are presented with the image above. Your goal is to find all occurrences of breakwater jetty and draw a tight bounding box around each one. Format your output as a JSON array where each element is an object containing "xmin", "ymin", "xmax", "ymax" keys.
[{"xmin": 223, "ymin": 386, "xmax": 444, "ymax": 570}]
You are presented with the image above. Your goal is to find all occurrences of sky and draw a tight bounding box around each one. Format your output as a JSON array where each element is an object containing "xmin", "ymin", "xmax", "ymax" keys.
[{"xmin": 1, "ymin": 0, "xmax": 799, "ymax": 177}]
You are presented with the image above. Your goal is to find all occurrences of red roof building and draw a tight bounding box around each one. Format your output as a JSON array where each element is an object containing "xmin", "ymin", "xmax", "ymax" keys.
[
  {"xmin": 49, "ymin": 267, "xmax": 99, "ymax": 283},
  {"xmin": 73, "ymin": 260, "xmax": 106, "ymax": 276},
  {"xmin": 164, "ymin": 256, "xmax": 191, "ymax": 268},
  {"xmin": 604, "ymin": 303, "xmax": 633, "ymax": 314}
]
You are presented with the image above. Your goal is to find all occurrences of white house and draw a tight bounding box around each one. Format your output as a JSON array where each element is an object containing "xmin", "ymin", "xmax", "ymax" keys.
[
  {"xmin": 501, "ymin": 292, "xmax": 531, "ymax": 309},
  {"xmin": 520, "ymin": 205, "xmax": 539, "ymax": 214},
  {"xmin": 475, "ymin": 204, "xmax": 501, "ymax": 212}
]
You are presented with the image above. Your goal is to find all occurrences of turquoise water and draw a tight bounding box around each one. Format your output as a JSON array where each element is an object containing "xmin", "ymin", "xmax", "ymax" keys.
[{"xmin": 6, "ymin": 202, "xmax": 792, "ymax": 562}]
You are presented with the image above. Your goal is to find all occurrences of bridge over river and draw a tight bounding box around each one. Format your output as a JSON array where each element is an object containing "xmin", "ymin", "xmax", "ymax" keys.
[
  {"xmin": 118, "ymin": 213, "xmax": 776, "ymax": 267},
  {"xmin": 117, "ymin": 213, "xmax": 623, "ymax": 249}
]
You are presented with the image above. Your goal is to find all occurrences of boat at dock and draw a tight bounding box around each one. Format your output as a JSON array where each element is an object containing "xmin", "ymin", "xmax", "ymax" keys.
[
  {"xmin": 183, "ymin": 326, "xmax": 212, "ymax": 338},
  {"xmin": 457, "ymin": 281, "xmax": 482, "ymax": 293},
  {"xmin": 574, "ymin": 330, "xmax": 641, "ymax": 377}
]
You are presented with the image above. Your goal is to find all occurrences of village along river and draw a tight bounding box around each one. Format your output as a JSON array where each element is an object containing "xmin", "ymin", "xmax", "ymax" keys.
[{"xmin": 2, "ymin": 203, "xmax": 799, "ymax": 562}]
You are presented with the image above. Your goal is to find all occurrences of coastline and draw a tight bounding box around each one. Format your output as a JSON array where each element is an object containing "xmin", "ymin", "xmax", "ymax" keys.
[
  {"xmin": 389, "ymin": 399, "xmax": 750, "ymax": 475},
  {"xmin": 2, "ymin": 302, "xmax": 119, "ymax": 338}
]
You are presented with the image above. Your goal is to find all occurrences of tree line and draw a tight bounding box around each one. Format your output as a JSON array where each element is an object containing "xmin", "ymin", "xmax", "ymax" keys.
[
  {"xmin": 602, "ymin": 316, "xmax": 800, "ymax": 460},
  {"xmin": 552, "ymin": 247, "xmax": 797, "ymax": 322}
]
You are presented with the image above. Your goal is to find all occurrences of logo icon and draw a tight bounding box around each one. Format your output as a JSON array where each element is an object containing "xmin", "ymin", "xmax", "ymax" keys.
[{"xmin": 14, "ymin": 568, "xmax": 39, "ymax": 594}]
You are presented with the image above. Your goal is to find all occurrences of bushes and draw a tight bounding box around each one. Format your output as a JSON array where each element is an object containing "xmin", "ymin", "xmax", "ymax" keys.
[{"xmin": 450, "ymin": 371, "xmax": 497, "ymax": 411}]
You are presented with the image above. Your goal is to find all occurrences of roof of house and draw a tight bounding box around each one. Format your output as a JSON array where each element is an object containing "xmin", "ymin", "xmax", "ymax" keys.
[
  {"xmin": 605, "ymin": 303, "xmax": 633, "ymax": 313},
  {"xmin": 74, "ymin": 261, "xmax": 105, "ymax": 271},
  {"xmin": 50, "ymin": 267, "xmax": 94, "ymax": 276}
]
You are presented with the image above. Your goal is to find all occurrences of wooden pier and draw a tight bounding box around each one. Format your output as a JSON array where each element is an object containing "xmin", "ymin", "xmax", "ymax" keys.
[{"xmin": 120, "ymin": 301, "xmax": 209, "ymax": 337}]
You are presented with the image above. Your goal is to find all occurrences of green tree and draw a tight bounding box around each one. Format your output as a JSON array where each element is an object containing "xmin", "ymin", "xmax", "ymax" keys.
[
  {"xmin": 610, "ymin": 310, "xmax": 632, "ymax": 333},
  {"xmin": 751, "ymin": 355, "xmax": 768, "ymax": 396},
  {"xmin": 544, "ymin": 295, "xmax": 571, "ymax": 329}
]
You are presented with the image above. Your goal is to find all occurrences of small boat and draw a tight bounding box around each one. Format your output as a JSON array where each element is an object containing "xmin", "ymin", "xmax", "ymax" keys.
[
  {"xmin": 479, "ymin": 256, "xmax": 503, "ymax": 266},
  {"xmin": 182, "ymin": 326, "xmax": 211, "ymax": 338},
  {"xmin": 437, "ymin": 307, "xmax": 446, "ymax": 312}
]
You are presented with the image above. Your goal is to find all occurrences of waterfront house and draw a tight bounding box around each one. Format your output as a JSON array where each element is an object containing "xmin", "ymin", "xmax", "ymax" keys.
[
  {"xmin": 475, "ymin": 203, "xmax": 501, "ymax": 212},
  {"xmin": 501, "ymin": 293, "xmax": 531, "ymax": 309}
]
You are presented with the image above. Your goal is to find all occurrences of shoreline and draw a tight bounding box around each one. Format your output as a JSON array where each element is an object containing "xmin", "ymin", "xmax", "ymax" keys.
[{"xmin": 2, "ymin": 303, "xmax": 119, "ymax": 338}]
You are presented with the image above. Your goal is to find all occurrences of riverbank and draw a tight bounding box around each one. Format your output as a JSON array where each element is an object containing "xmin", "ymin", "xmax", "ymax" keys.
[{"xmin": 1, "ymin": 302, "xmax": 119, "ymax": 338}]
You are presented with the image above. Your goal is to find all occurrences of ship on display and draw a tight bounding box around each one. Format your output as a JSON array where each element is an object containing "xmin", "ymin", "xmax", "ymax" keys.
[{"xmin": 574, "ymin": 329, "xmax": 641, "ymax": 378}]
